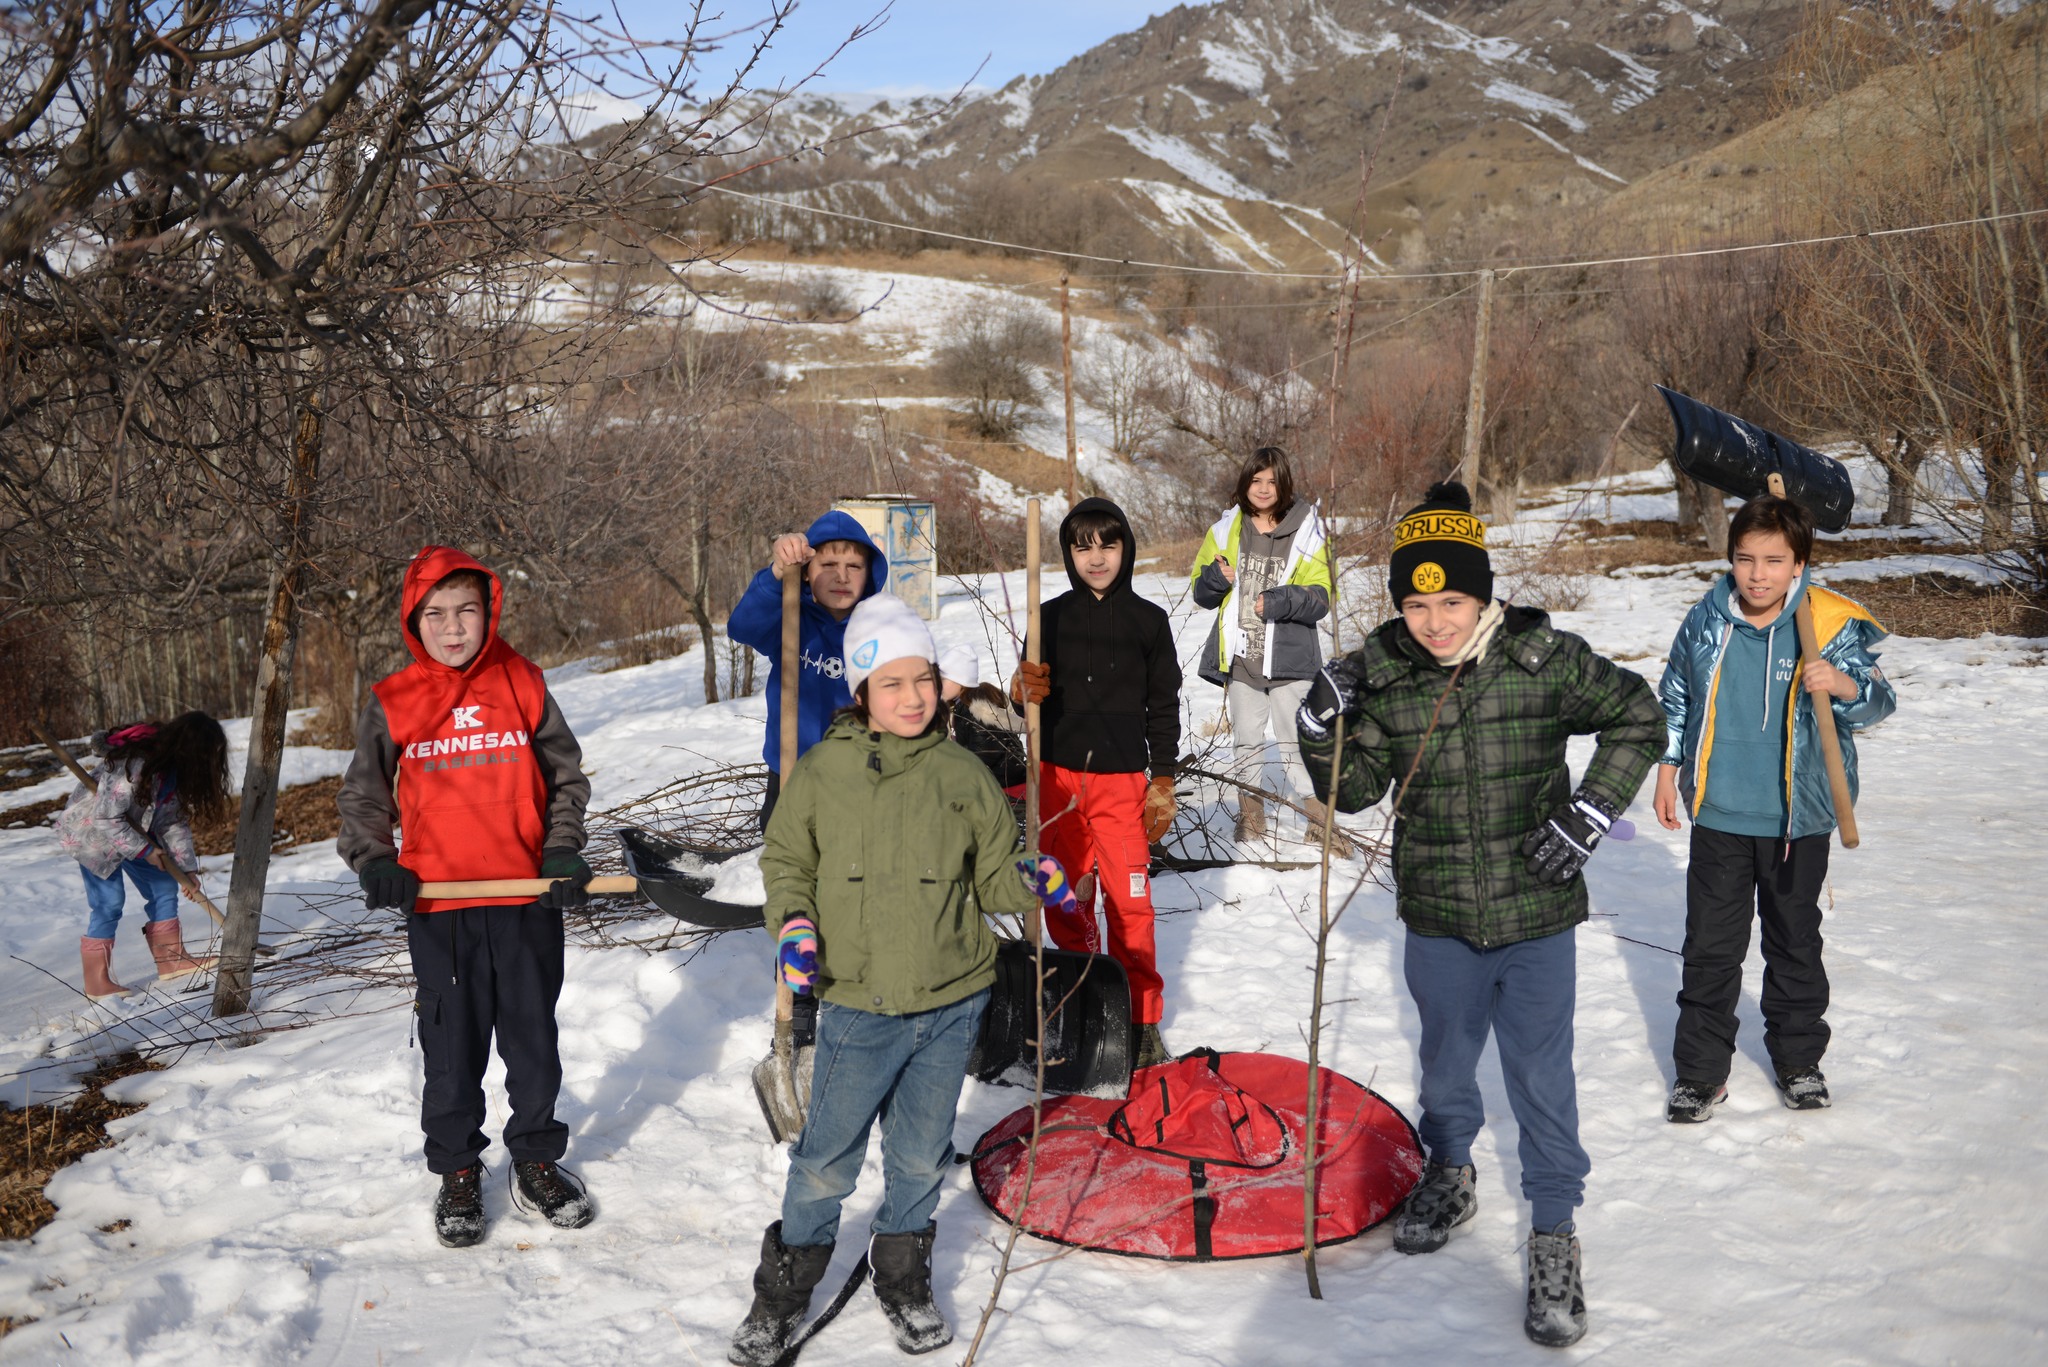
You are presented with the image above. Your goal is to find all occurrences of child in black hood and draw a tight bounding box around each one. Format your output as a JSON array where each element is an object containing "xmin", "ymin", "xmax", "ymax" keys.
[{"xmin": 1010, "ymin": 497, "xmax": 1183, "ymax": 1066}]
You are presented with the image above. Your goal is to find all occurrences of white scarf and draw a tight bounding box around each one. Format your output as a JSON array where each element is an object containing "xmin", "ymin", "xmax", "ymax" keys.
[{"xmin": 1444, "ymin": 600, "xmax": 1507, "ymax": 668}]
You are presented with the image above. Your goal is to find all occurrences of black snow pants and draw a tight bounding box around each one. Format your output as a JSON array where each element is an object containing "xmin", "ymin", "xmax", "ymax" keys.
[
  {"xmin": 407, "ymin": 903, "xmax": 569, "ymax": 1174},
  {"xmin": 1672, "ymin": 826, "xmax": 1832, "ymax": 1087}
]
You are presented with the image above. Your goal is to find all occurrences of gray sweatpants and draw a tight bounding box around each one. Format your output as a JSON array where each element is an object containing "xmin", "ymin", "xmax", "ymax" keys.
[{"xmin": 1228, "ymin": 676, "xmax": 1312, "ymax": 804}]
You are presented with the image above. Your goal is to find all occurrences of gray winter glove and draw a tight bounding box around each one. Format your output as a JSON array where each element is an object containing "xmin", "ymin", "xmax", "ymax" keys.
[
  {"xmin": 1522, "ymin": 793, "xmax": 1621, "ymax": 885},
  {"xmin": 1297, "ymin": 658, "xmax": 1367, "ymax": 742}
]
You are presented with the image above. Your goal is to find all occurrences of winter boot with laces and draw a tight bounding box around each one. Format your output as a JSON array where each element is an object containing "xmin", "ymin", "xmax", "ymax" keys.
[
  {"xmin": 729, "ymin": 1221, "xmax": 834, "ymax": 1367},
  {"xmin": 1776, "ymin": 1066, "xmax": 1831, "ymax": 1110},
  {"xmin": 1524, "ymin": 1225, "xmax": 1588, "ymax": 1347},
  {"xmin": 1391, "ymin": 1161, "xmax": 1477, "ymax": 1254},
  {"xmin": 433, "ymin": 1166, "xmax": 486, "ymax": 1248},
  {"xmin": 1667, "ymin": 1078, "xmax": 1728, "ymax": 1124},
  {"xmin": 512, "ymin": 1159, "xmax": 594, "ymax": 1228},
  {"xmin": 870, "ymin": 1223, "xmax": 951, "ymax": 1355}
]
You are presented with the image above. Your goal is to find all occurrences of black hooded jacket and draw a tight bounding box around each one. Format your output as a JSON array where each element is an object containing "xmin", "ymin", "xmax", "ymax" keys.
[{"xmin": 1033, "ymin": 498, "xmax": 1183, "ymax": 775}]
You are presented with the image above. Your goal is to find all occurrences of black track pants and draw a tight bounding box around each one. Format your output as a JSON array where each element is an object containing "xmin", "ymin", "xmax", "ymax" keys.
[
  {"xmin": 407, "ymin": 903, "xmax": 568, "ymax": 1174},
  {"xmin": 1672, "ymin": 826, "xmax": 1832, "ymax": 1086}
]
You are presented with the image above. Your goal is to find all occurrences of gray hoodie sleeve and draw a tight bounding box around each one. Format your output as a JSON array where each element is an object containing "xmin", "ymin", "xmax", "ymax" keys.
[
  {"xmin": 336, "ymin": 696, "xmax": 400, "ymax": 873},
  {"xmin": 533, "ymin": 688, "xmax": 590, "ymax": 854}
]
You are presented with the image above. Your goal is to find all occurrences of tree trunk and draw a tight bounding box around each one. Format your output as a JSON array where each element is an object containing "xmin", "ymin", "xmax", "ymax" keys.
[
  {"xmin": 213, "ymin": 392, "xmax": 322, "ymax": 1018},
  {"xmin": 692, "ymin": 519, "xmax": 718, "ymax": 705},
  {"xmin": 1982, "ymin": 430, "xmax": 2017, "ymax": 549},
  {"xmin": 1879, "ymin": 435, "xmax": 1926, "ymax": 528}
]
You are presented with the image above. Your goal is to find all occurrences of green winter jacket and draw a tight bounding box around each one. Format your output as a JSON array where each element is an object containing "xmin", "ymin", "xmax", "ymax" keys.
[
  {"xmin": 762, "ymin": 714, "xmax": 1034, "ymax": 1014},
  {"xmin": 1300, "ymin": 607, "xmax": 1664, "ymax": 948}
]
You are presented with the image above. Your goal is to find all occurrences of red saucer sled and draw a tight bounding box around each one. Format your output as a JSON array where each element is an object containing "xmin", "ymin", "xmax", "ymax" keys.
[{"xmin": 970, "ymin": 1049, "xmax": 1425, "ymax": 1261}]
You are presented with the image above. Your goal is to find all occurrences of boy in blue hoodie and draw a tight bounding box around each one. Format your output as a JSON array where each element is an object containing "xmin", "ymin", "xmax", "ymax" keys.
[
  {"xmin": 1653, "ymin": 494, "xmax": 1896, "ymax": 1121},
  {"xmin": 729, "ymin": 512, "xmax": 888, "ymax": 827}
]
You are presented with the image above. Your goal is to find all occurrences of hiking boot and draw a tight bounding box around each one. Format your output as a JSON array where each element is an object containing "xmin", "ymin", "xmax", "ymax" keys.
[
  {"xmin": 1776, "ymin": 1066, "xmax": 1832, "ymax": 1111},
  {"xmin": 1132, "ymin": 1023, "xmax": 1171, "ymax": 1070},
  {"xmin": 1524, "ymin": 1226, "xmax": 1587, "ymax": 1347},
  {"xmin": 1303, "ymin": 797, "xmax": 1356, "ymax": 858},
  {"xmin": 434, "ymin": 1167, "xmax": 486, "ymax": 1248},
  {"xmin": 143, "ymin": 918, "xmax": 216, "ymax": 983},
  {"xmin": 512, "ymin": 1159, "xmax": 594, "ymax": 1229},
  {"xmin": 1667, "ymin": 1079, "xmax": 1728, "ymax": 1124},
  {"xmin": 79, "ymin": 936, "xmax": 132, "ymax": 1001},
  {"xmin": 1234, "ymin": 795, "xmax": 1267, "ymax": 842},
  {"xmin": 1391, "ymin": 1161, "xmax": 1477, "ymax": 1254},
  {"xmin": 870, "ymin": 1223, "xmax": 951, "ymax": 1355},
  {"xmin": 729, "ymin": 1221, "xmax": 834, "ymax": 1367}
]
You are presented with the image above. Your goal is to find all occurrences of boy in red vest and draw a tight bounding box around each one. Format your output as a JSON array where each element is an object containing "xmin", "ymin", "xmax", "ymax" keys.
[{"xmin": 338, "ymin": 546, "xmax": 595, "ymax": 1248}]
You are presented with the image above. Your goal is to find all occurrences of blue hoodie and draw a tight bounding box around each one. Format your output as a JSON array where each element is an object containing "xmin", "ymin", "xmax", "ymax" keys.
[
  {"xmin": 1695, "ymin": 576, "xmax": 1803, "ymax": 836},
  {"xmin": 728, "ymin": 510, "xmax": 888, "ymax": 773}
]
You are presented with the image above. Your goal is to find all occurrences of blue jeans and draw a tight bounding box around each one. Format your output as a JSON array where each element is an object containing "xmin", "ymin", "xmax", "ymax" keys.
[
  {"xmin": 80, "ymin": 859, "xmax": 182, "ymax": 939},
  {"xmin": 780, "ymin": 989, "xmax": 990, "ymax": 1248},
  {"xmin": 1403, "ymin": 927, "xmax": 1588, "ymax": 1232}
]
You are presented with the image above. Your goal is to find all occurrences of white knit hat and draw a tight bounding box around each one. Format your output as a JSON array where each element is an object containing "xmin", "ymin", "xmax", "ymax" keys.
[
  {"xmin": 842, "ymin": 594, "xmax": 938, "ymax": 694},
  {"xmin": 937, "ymin": 645, "xmax": 980, "ymax": 689}
]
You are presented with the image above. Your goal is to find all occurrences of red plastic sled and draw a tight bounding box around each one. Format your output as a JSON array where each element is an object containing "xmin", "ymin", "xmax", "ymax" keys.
[{"xmin": 970, "ymin": 1049, "xmax": 1425, "ymax": 1261}]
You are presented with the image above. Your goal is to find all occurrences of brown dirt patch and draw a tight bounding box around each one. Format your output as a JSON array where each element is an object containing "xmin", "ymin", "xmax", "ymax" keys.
[
  {"xmin": 0, "ymin": 795, "xmax": 66, "ymax": 831},
  {"xmin": 1833, "ymin": 573, "xmax": 2048, "ymax": 641},
  {"xmin": 190, "ymin": 774, "xmax": 345, "ymax": 857},
  {"xmin": 0, "ymin": 1053, "xmax": 163, "ymax": 1246}
]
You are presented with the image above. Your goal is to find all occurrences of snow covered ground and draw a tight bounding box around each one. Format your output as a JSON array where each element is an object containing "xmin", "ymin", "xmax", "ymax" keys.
[{"xmin": 2, "ymin": 480, "xmax": 2045, "ymax": 1365}]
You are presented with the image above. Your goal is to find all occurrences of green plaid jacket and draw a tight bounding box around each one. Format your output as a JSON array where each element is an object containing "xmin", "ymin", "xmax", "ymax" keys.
[{"xmin": 1301, "ymin": 608, "xmax": 1663, "ymax": 948}]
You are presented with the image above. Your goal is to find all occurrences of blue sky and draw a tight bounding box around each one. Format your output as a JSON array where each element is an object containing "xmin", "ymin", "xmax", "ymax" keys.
[{"xmin": 610, "ymin": 0, "xmax": 1175, "ymax": 96}]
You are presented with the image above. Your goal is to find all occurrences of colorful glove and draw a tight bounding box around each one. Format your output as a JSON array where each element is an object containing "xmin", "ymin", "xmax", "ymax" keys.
[
  {"xmin": 1016, "ymin": 855, "xmax": 1079, "ymax": 920},
  {"xmin": 779, "ymin": 916, "xmax": 819, "ymax": 994},
  {"xmin": 1521, "ymin": 792, "xmax": 1621, "ymax": 886},
  {"xmin": 1297, "ymin": 658, "xmax": 1367, "ymax": 742},
  {"xmin": 1010, "ymin": 660, "xmax": 1051, "ymax": 706},
  {"xmin": 359, "ymin": 856, "xmax": 420, "ymax": 915},
  {"xmin": 536, "ymin": 849, "xmax": 594, "ymax": 911},
  {"xmin": 1143, "ymin": 775, "xmax": 1177, "ymax": 843}
]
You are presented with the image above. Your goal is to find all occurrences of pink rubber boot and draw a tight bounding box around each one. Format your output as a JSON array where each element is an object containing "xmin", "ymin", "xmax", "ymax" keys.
[
  {"xmin": 80, "ymin": 936, "xmax": 133, "ymax": 1001},
  {"xmin": 144, "ymin": 918, "xmax": 217, "ymax": 982}
]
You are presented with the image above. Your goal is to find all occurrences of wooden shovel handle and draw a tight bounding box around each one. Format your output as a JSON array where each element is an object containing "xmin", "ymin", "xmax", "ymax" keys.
[
  {"xmin": 1767, "ymin": 475, "xmax": 1859, "ymax": 849},
  {"xmin": 1023, "ymin": 499, "xmax": 1043, "ymax": 948},
  {"xmin": 417, "ymin": 875, "xmax": 638, "ymax": 898}
]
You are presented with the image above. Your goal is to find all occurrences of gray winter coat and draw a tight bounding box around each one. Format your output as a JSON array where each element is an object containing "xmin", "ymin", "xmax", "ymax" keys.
[
  {"xmin": 1190, "ymin": 501, "xmax": 1333, "ymax": 688},
  {"xmin": 54, "ymin": 757, "xmax": 199, "ymax": 879}
]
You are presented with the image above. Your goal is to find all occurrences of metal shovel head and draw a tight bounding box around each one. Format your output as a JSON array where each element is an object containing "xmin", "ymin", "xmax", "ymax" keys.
[
  {"xmin": 1657, "ymin": 385, "xmax": 1856, "ymax": 532},
  {"xmin": 614, "ymin": 826, "xmax": 765, "ymax": 930},
  {"xmin": 752, "ymin": 1016, "xmax": 814, "ymax": 1144},
  {"xmin": 968, "ymin": 938, "xmax": 1134, "ymax": 1098}
]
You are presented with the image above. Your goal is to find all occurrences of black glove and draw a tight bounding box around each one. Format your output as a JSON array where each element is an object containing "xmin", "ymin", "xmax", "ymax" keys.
[
  {"xmin": 1297, "ymin": 658, "xmax": 1367, "ymax": 742},
  {"xmin": 791, "ymin": 993, "xmax": 819, "ymax": 1050},
  {"xmin": 1521, "ymin": 793, "xmax": 1621, "ymax": 885},
  {"xmin": 536, "ymin": 849, "xmax": 594, "ymax": 911},
  {"xmin": 360, "ymin": 856, "xmax": 420, "ymax": 914}
]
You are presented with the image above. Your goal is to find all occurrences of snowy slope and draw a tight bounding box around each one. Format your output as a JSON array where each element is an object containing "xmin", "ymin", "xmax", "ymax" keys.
[{"xmin": 2, "ymin": 488, "xmax": 2046, "ymax": 1365}]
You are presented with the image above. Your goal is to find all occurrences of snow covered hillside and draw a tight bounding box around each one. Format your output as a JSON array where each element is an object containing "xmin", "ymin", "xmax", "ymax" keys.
[{"xmin": 2, "ymin": 476, "xmax": 2045, "ymax": 1365}]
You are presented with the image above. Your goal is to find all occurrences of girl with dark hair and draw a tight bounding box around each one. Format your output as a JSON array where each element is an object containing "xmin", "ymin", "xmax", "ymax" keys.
[
  {"xmin": 1189, "ymin": 446, "xmax": 1339, "ymax": 844},
  {"xmin": 54, "ymin": 711, "xmax": 232, "ymax": 999}
]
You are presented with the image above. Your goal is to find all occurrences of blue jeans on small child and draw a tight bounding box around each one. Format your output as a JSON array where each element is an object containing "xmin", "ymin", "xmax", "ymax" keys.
[
  {"xmin": 780, "ymin": 988, "xmax": 990, "ymax": 1249},
  {"xmin": 81, "ymin": 858, "xmax": 182, "ymax": 939}
]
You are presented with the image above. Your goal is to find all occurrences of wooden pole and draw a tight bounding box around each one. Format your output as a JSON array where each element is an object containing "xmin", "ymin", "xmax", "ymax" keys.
[
  {"xmin": 773, "ymin": 565, "xmax": 801, "ymax": 1031},
  {"xmin": 214, "ymin": 388, "xmax": 321, "ymax": 1016},
  {"xmin": 1023, "ymin": 498, "xmax": 1044, "ymax": 945},
  {"xmin": 1458, "ymin": 268, "xmax": 1498, "ymax": 501},
  {"xmin": 1767, "ymin": 473, "xmax": 1861, "ymax": 848},
  {"xmin": 1060, "ymin": 276, "xmax": 1078, "ymax": 508}
]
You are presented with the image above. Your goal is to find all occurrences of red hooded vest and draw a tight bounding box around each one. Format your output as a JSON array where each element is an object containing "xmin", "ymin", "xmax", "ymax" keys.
[{"xmin": 374, "ymin": 547, "xmax": 551, "ymax": 912}]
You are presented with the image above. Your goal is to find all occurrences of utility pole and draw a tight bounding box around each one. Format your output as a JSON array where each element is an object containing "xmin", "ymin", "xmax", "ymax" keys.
[
  {"xmin": 1060, "ymin": 272, "xmax": 1078, "ymax": 507},
  {"xmin": 1459, "ymin": 268, "xmax": 1498, "ymax": 502}
]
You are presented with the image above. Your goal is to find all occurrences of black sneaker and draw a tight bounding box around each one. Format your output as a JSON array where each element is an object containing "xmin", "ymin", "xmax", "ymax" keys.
[
  {"xmin": 1391, "ymin": 1161, "xmax": 1477, "ymax": 1254},
  {"xmin": 1667, "ymin": 1079, "xmax": 1728, "ymax": 1124},
  {"xmin": 1776, "ymin": 1067, "xmax": 1831, "ymax": 1111},
  {"xmin": 511, "ymin": 1159, "xmax": 594, "ymax": 1229},
  {"xmin": 434, "ymin": 1167, "xmax": 485, "ymax": 1248},
  {"xmin": 1524, "ymin": 1226, "xmax": 1588, "ymax": 1347}
]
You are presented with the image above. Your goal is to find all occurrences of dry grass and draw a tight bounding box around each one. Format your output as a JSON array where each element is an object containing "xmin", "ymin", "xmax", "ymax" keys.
[
  {"xmin": 0, "ymin": 795, "xmax": 65, "ymax": 831},
  {"xmin": 0, "ymin": 1053, "xmax": 163, "ymax": 1247},
  {"xmin": 190, "ymin": 774, "xmax": 344, "ymax": 857},
  {"xmin": 1836, "ymin": 573, "xmax": 2048, "ymax": 641}
]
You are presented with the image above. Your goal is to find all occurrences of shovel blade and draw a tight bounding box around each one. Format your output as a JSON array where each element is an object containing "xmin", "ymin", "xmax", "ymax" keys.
[
  {"xmin": 969, "ymin": 939, "xmax": 1133, "ymax": 1097},
  {"xmin": 752, "ymin": 1023, "xmax": 814, "ymax": 1144}
]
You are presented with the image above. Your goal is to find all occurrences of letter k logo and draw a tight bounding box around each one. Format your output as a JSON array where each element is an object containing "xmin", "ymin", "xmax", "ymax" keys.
[{"xmin": 450, "ymin": 705, "xmax": 483, "ymax": 730}]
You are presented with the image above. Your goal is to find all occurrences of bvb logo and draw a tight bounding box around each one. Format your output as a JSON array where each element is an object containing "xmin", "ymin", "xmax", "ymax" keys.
[{"xmin": 1412, "ymin": 562, "xmax": 1447, "ymax": 594}]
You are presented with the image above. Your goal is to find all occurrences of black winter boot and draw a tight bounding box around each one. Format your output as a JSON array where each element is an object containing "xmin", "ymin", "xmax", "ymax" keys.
[
  {"xmin": 1132, "ymin": 1023, "xmax": 1171, "ymax": 1070},
  {"xmin": 1524, "ymin": 1225, "xmax": 1588, "ymax": 1347},
  {"xmin": 512, "ymin": 1159, "xmax": 595, "ymax": 1228},
  {"xmin": 729, "ymin": 1221, "xmax": 833, "ymax": 1367},
  {"xmin": 433, "ymin": 1166, "xmax": 486, "ymax": 1248},
  {"xmin": 1391, "ymin": 1161, "xmax": 1477, "ymax": 1254},
  {"xmin": 869, "ymin": 1223, "xmax": 951, "ymax": 1355}
]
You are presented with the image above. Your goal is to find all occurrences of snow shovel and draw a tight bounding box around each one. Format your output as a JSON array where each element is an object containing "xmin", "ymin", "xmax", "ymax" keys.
[
  {"xmin": 967, "ymin": 498, "xmax": 1133, "ymax": 1097},
  {"xmin": 752, "ymin": 567, "xmax": 813, "ymax": 1143},
  {"xmin": 613, "ymin": 826, "xmax": 765, "ymax": 930},
  {"xmin": 1658, "ymin": 386, "xmax": 1862, "ymax": 848},
  {"xmin": 30, "ymin": 722, "xmax": 274, "ymax": 956}
]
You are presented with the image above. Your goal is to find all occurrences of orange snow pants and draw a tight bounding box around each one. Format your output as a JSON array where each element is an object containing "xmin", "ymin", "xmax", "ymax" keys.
[{"xmin": 1037, "ymin": 763, "xmax": 1164, "ymax": 1025}]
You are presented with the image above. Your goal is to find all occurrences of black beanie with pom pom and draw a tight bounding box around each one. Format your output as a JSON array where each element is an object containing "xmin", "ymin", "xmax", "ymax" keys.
[{"xmin": 1389, "ymin": 481, "xmax": 1492, "ymax": 605}]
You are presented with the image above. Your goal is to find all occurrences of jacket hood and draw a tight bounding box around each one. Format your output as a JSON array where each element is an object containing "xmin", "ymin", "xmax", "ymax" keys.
[
  {"xmin": 803, "ymin": 510, "xmax": 890, "ymax": 601},
  {"xmin": 1060, "ymin": 497, "xmax": 1138, "ymax": 596},
  {"xmin": 400, "ymin": 545, "xmax": 508, "ymax": 673},
  {"xmin": 1710, "ymin": 566, "xmax": 1808, "ymax": 636}
]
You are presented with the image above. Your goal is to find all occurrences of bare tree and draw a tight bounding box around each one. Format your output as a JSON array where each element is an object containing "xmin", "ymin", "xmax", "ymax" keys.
[{"xmin": 934, "ymin": 296, "xmax": 1059, "ymax": 439}]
